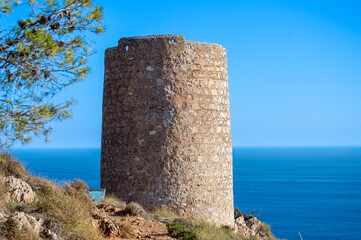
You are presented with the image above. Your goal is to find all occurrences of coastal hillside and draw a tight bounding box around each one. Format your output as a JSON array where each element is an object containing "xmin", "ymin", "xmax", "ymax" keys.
[{"xmin": 0, "ymin": 154, "xmax": 278, "ymax": 240}]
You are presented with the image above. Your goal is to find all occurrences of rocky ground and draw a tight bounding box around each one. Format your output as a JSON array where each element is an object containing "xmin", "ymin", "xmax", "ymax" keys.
[
  {"xmin": 93, "ymin": 202, "xmax": 275, "ymax": 240},
  {"xmin": 0, "ymin": 155, "xmax": 278, "ymax": 240},
  {"xmin": 234, "ymin": 211, "xmax": 275, "ymax": 240},
  {"xmin": 94, "ymin": 203, "xmax": 174, "ymax": 240},
  {"xmin": 0, "ymin": 173, "xmax": 174, "ymax": 240}
]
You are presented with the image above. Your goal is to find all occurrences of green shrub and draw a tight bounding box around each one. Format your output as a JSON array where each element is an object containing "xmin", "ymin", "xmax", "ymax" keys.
[
  {"xmin": 161, "ymin": 209, "xmax": 242, "ymax": 240},
  {"xmin": 246, "ymin": 236, "xmax": 258, "ymax": 240},
  {"xmin": 167, "ymin": 221, "xmax": 196, "ymax": 240}
]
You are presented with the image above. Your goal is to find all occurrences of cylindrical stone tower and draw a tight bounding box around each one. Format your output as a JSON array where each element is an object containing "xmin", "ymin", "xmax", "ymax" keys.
[{"xmin": 101, "ymin": 34, "xmax": 233, "ymax": 226}]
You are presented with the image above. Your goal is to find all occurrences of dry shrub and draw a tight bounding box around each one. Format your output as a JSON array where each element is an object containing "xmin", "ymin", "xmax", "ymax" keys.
[
  {"xmin": 102, "ymin": 194, "xmax": 126, "ymax": 209},
  {"xmin": 67, "ymin": 178, "xmax": 88, "ymax": 192},
  {"xmin": 36, "ymin": 179, "xmax": 99, "ymax": 240},
  {"xmin": 257, "ymin": 223, "xmax": 277, "ymax": 240},
  {"xmin": 2, "ymin": 217, "xmax": 17, "ymax": 240},
  {"xmin": 0, "ymin": 154, "xmax": 28, "ymax": 180},
  {"xmin": 124, "ymin": 202, "xmax": 147, "ymax": 218},
  {"xmin": 0, "ymin": 156, "xmax": 100, "ymax": 240},
  {"xmin": 118, "ymin": 222, "xmax": 138, "ymax": 238},
  {"xmin": 7, "ymin": 228, "xmax": 39, "ymax": 240},
  {"xmin": 64, "ymin": 179, "xmax": 94, "ymax": 210},
  {"xmin": 27, "ymin": 176, "xmax": 57, "ymax": 195}
]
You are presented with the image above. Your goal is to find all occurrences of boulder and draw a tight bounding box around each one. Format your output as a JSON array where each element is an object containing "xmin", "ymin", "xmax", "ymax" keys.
[
  {"xmin": 0, "ymin": 212, "xmax": 8, "ymax": 240},
  {"xmin": 11, "ymin": 212, "xmax": 42, "ymax": 236},
  {"xmin": 92, "ymin": 208, "xmax": 122, "ymax": 237},
  {"xmin": 33, "ymin": 213, "xmax": 62, "ymax": 236},
  {"xmin": 42, "ymin": 228, "xmax": 65, "ymax": 240},
  {"xmin": 4, "ymin": 176, "xmax": 35, "ymax": 204},
  {"xmin": 235, "ymin": 215, "xmax": 246, "ymax": 226},
  {"xmin": 245, "ymin": 217, "xmax": 259, "ymax": 231},
  {"xmin": 11, "ymin": 212, "xmax": 64, "ymax": 240},
  {"xmin": 235, "ymin": 215, "xmax": 273, "ymax": 240},
  {"xmin": 0, "ymin": 212, "xmax": 7, "ymax": 223}
]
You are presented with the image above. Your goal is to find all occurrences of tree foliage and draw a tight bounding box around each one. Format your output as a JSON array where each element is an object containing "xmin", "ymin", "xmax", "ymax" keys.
[{"xmin": 0, "ymin": 0, "xmax": 104, "ymax": 150}]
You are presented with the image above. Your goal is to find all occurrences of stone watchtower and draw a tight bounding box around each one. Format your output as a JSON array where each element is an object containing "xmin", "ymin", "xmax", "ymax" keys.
[{"xmin": 101, "ymin": 34, "xmax": 234, "ymax": 226}]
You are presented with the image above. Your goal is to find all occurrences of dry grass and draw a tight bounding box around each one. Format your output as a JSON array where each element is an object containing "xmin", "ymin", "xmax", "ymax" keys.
[
  {"xmin": 0, "ymin": 156, "xmax": 101, "ymax": 239},
  {"xmin": 0, "ymin": 153, "xmax": 28, "ymax": 180},
  {"xmin": 0, "ymin": 176, "xmax": 9, "ymax": 213},
  {"xmin": 35, "ymin": 180, "xmax": 99, "ymax": 240},
  {"xmin": 101, "ymin": 194, "xmax": 126, "ymax": 209},
  {"xmin": 257, "ymin": 223, "xmax": 277, "ymax": 240},
  {"xmin": 64, "ymin": 179, "xmax": 95, "ymax": 210},
  {"xmin": 151, "ymin": 207, "xmax": 180, "ymax": 222},
  {"xmin": 194, "ymin": 220, "xmax": 241, "ymax": 240},
  {"xmin": 65, "ymin": 178, "xmax": 88, "ymax": 192},
  {"xmin": 118, "ymin": 222, "xmax": 138, "ymax": 238},
  {"xmin": 2, "ymin": 216, "xmax": 39, "ymax": 240},
  {"xmin": 124, "ymin": 202, "xmax": 148, "ymax": 218},
  {"xmin": 27, "ymin": 176, "xmax": 57, "ymax": 195},
  {"xmin": 7, "ymin": 229, "xmax": 40, "ymax": 240}
]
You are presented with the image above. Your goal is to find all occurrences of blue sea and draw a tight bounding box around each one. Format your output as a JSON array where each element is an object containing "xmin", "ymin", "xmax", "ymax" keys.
[{"xmin": 13, "ymin": 147, "xmax": 361, "ymax": 240}]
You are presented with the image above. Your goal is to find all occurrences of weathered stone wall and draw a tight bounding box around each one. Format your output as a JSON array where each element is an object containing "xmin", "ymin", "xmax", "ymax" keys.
[{"xmin": 101, "ymin": 34, "xmax": 234, "ymax": 226}]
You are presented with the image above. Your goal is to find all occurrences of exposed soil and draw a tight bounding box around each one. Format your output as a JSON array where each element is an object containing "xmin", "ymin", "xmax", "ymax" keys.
[{"xmin": 97, "ymin": 203, "xmax": 175, "ymax": 240}]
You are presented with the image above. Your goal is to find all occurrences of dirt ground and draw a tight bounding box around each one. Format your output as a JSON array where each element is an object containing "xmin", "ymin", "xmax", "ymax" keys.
[{"xmin": 98, "ymin": 203, "xmax": 175, "ymax": 240}]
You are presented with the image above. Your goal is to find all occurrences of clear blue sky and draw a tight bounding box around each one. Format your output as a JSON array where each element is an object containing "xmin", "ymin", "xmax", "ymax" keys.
[{"xmin": 12, "ymin": 0, "xmax": 361, "ymax": 148}]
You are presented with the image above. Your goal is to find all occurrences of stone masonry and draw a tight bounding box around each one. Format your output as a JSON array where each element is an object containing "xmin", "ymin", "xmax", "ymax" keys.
[{"xmin": 101, "ymin": 34, "xmax": 234, "ymax": 226}]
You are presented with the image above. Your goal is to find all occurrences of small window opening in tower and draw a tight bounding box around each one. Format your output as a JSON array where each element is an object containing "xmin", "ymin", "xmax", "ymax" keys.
[
  {"xmin": 171, "ymin": 39, "xmax": 175, "ymax": 43},
  {"xmin": 125, "ymin": 45, "xmax": 129, "ymax": 51}
]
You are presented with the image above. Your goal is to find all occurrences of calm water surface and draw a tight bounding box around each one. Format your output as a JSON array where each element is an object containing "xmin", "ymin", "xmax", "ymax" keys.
[{"xmin": 13, "ymin": 147, "xmax": 361, "ymax": 240}]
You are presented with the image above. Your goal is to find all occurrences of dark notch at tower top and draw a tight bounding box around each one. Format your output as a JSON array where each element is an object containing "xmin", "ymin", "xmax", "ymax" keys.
[
  {"xmin": 119, "ymin": 34, "xmax": 184, "ymax": 42},
  {"xmin": 118, "ymin": 34, "xmax": 184, "ymax": 46},
  {"xmin": 117, "ymin": 34, "xmax": 224, "ymax": 49}
]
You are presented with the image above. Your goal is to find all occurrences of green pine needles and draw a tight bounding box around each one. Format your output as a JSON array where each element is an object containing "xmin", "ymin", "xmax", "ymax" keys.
[{"xmin": 0, "ymin": 0, "xmax": 104, "ymax": 150}]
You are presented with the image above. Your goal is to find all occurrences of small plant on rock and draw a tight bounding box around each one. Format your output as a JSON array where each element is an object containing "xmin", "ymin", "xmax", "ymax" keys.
[{"xmin": 234, "ymin": 208, "xmax": 243, "ymax": 219}]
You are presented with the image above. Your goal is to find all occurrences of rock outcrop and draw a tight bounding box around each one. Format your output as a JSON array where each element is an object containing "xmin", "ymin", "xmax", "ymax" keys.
[
  {"xmin": 235, "ymin": 214, "xmax": 275, "ymax": 240},
  {"xmin": 4, "ymin": 176, "xmax": 35, "ymax": 204},
  {"xmin": 92, "ymin": 207, "xmax": 125, "ymax": 238},
  {"xmin": 0, "ymin": 176, "xmax": 65, "ymax": 240},
  {"xmin": 11, "ymin": 212, "xmax": 42, "ymax": 236}
]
